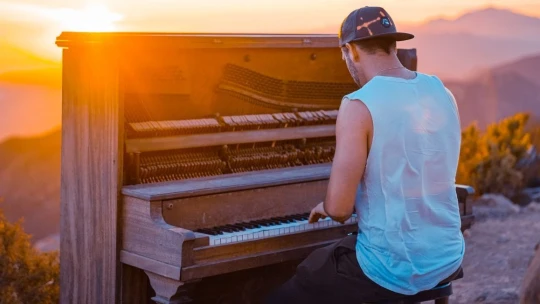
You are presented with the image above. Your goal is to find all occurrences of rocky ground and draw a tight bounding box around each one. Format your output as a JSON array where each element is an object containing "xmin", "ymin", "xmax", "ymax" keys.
[{"xmin": 451, "ymin": 196, "xmax": 540, "ymax": 304}]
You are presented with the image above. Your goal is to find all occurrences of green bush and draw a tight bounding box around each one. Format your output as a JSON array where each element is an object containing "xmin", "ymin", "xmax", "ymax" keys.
[
  {"xmin": 457, "ymin": 112, "xmax": 533, "ymax": 198},
  {"xmin": 0, "ymin": 200, "xmax": 59, "ymax": 304}
]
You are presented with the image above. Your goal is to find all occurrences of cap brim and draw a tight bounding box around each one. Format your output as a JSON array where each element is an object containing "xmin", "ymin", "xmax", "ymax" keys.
[{"xmin": 349, "ymin": 32, "xmax": 414, "ymax": 44}]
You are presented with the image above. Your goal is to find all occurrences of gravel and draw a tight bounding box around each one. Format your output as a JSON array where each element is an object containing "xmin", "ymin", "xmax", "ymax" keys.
[{"xmin": 450, "ymin": 205, "xmax": 540, "ymax": 304}]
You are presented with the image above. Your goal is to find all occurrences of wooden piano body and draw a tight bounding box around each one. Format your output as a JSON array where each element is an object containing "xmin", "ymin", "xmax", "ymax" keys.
[{"xmin": 56, "ymin": 32, "xmax": 474, "ymax": 304}]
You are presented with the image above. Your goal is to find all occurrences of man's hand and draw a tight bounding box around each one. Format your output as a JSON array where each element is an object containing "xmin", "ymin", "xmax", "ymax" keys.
[{"xmin": 308, "ymin": 202, "xmax": 328, "ymax": 223}]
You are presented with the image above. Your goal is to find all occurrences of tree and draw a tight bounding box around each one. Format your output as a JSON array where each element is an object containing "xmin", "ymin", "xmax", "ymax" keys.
[{"xmin": 0, "ymin": 200, "xmax": 59, "ymax": 304}]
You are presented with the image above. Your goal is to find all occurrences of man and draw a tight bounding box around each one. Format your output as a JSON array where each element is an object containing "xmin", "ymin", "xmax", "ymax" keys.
[{"xmin": 265, "ymin": 6, "xmax": 464, "ymax": 304}]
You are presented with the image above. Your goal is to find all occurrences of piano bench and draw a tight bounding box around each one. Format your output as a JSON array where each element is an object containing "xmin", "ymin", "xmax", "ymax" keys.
[{"xmin": 367, "ymin": 282, "xmax": 452, "ymax": 304}]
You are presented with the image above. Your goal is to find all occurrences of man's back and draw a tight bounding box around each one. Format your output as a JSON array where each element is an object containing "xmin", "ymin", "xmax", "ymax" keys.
[{"xmin": 344, "ymin": 73, "xmax": 464, "ymax": 295}]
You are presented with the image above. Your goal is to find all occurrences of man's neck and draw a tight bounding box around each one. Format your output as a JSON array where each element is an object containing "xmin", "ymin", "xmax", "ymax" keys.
[{"xmin": 360, "ymin": 54, "xmax": 413, "ymax": 82}]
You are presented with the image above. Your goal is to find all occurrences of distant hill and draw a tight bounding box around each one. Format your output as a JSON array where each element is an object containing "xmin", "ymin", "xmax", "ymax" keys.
[
  {"xmin": 403, "ymin": 7, "xmax": 540, "ymax": 41},
  {"xmin": 398, "ymin": 32, "xmax": 540, "ymax": 80},
  {"xmin": 313, "ymin": 8, "xmax": 540, "ymax": 79},
  {"xmin": 0, "ymin": 81, "xmax": 62, "ymax": 142},
  {"xmin": 399, "ymin": 8, "xmax": 540, "ymax": 79},
  {"xmin": 445, "ymin": 53, "xmax": 540, "ymax": 129},
  {"xmin": 0, "ymin": 128, "xmax": 61, "ymax": 242}
]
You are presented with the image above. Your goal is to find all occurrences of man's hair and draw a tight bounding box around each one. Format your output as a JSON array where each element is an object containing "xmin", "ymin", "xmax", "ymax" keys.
[{"xmin": 348, "ymin": 37, "xmax": 397, "ymax": 55}]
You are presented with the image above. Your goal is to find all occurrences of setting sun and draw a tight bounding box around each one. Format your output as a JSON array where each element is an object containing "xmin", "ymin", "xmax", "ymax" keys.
[{"xmin": 52, "ymin": 4, "xmax": 122, "ymax": 32}]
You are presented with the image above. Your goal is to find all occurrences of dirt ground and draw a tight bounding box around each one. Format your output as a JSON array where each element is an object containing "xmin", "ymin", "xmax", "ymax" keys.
[{"xmin": 450, "ymin": 205, "xmax": 540, "ymax": 304}]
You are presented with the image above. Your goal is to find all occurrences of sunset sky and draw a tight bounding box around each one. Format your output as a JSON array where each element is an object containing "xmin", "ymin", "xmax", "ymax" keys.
[{"xmin": 1, "ymin": 0, "xmax": 540, "ymax": 63}]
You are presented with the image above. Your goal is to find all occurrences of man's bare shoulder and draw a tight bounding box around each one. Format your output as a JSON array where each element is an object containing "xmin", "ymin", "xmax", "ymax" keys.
[{"xmin": 337, "ymin": 97, "xmax": 373, "ymax": 133}]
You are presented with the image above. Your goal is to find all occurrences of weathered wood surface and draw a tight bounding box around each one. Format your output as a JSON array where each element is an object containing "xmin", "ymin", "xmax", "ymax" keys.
[
  {"xmin": 520, "ymin": 243, "xmax": 540, "ymax": 304},
  {"xmin": 126, "ymin": 124, "xmax": 336, "ymax": 153},
  {"xmin": 121, "ymin": 264, "xmax": 152, "ymax": 304},
  {"xmin": 122, "ymin": 163, "xmax": 331, "ymax": 201},
  {"xmin": 146, "ymin": 271, "xmax": 189, "ymax": 304},
  {"xmin": 59, "ymin": 45, "xmax": 123, "ymax": 304},
  {"xmin": 162, "ymin": 180, "xmax": 328, "ymax": 230},
  {"xmin": 121, "ymin": 197, "xmax": 195, "ymax": 277}
]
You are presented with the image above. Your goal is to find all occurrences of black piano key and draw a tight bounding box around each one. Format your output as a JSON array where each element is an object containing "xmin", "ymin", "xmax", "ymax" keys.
[
  {"xmin": 249, "ymin": 219, "xmax": 270, "ymax": 226},
  {"xmin": 258, "ymin": 221, "xmax": 274, "ymax": 227},
  {"xmin": 234, "ymin": 222, "xmax": 251, "ymax": 229},
  {"xmin": 278, "ymin": 216, "xmax": 295, "ymax": 223},
  {"xmin": 272, "ymin": 217, "xmax": 290, "ymax": 224},
  {"xmin": 292, "ymin": 216, "xmax": 306, "ymax": 221},
  {"xmin": 196, "ymin": 228, "xmax": 219, "ymax": 236},
  {"xmin": 239, "ymin": 222, "xmax": 260, "ymax": 229},
  {"xmin": 248, "ymin": 222, "xmax": 263, "ymax": 228},
  {"xmin": 289, "ymin": 214, "xmax": 307, "ymax": 221},
  {"xmin": 209, "ymin": 229, "xmax": 224, "ymax": 235},
  {"xmin": 217, "ymin": 226, "xmax": 236, "ymax": 233},
  {"xmin": 268, "ymin": 219, "xmax": 282, "ymax": 225},
  {"xmin": 229, "ymin": 224, "xmax": 247, "ymax": 231},
  {"xmin": 222, "ymin": 225, "xmax": 241, "ymax": 232}
]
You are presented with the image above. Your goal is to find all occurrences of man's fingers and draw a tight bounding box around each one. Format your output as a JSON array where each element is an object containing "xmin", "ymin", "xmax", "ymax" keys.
[{"xmin": 308, "ymin": 210, "xmax": 320, "ymax": 223}]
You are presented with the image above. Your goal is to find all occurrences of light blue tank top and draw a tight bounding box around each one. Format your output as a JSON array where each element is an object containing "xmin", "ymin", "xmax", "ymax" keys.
[{"xmin": 344, "ymin": 73, "xmax": 465, "ymax": 295}]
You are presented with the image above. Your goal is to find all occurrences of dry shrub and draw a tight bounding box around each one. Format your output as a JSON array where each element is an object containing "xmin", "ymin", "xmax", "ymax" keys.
[
  {"xmin": 0, "ymin": 202, "xmax": 59, "ymax": 304},
  {"xmin": 457, "ymin": 112, "xmax": 534, "ymax": 198}
]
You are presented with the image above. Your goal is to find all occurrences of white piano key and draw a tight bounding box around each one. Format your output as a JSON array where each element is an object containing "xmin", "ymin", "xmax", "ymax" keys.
[{"xmin": 207, "ymin": 214, "xmax": 358, "ymax": 246}]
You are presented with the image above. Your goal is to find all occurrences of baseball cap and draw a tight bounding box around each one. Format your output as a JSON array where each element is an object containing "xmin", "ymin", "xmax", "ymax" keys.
[{"xmin": 339, "ymin": 6, "xmax": 414, "ymax": 47}]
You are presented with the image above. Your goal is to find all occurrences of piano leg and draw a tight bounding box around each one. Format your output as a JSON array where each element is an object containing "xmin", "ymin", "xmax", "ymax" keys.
[{"xmin": 145, "ymin": 271, "xmax": 194, "ymax": 304}]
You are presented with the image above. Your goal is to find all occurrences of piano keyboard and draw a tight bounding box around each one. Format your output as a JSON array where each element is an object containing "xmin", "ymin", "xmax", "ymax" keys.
[{"xmin": 195, "ymin": 213, "xmax": 358, "ymax": 246}]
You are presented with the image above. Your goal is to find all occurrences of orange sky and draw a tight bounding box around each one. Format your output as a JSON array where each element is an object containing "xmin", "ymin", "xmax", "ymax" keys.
[
  {"xmin": 1, "ymin": 0, "xmax": 540, "ymax": 64},
  {"xmin": 0, "ymin": 0, "xmax": 539, "ymax": 141}
]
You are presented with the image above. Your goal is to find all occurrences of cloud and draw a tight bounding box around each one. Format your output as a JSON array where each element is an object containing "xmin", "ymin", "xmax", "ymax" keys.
[{"xmin": 0, "ymin": 2, "xmax": 123, "ymax": 31}]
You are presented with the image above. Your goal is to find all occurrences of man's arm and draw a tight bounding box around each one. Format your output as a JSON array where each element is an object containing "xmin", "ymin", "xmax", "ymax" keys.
[{"xmin": 323, "ymin": 98, "xmax": 371, "ymax": 223}]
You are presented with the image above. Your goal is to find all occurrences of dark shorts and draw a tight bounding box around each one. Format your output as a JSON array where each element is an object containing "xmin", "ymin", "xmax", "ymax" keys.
[{"xmin": 264, "ymin": 234, "xmax": 462, "ymax": 304}]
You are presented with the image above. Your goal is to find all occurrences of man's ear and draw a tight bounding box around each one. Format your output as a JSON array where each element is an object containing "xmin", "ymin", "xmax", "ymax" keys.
[{"xmin": 345, "ymin": 43, "xmax": 360, "ymax": 62}]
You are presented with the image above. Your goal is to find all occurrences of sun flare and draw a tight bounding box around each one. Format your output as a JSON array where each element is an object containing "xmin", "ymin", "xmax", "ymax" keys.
[{"xmin": 53, "ymin": 4, "xmax": 123, "ymax": 32}]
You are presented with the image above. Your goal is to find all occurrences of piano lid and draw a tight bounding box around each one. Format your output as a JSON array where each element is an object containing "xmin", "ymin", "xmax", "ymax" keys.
[{"xmin": 55, "ymin": 32, "xmax": 342, "ymax": 49}]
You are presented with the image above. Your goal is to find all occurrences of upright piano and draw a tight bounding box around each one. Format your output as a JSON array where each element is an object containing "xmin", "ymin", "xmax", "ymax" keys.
[{"xmin": 56, "ymin": 32, "xmax": 475, "ymax": 304}]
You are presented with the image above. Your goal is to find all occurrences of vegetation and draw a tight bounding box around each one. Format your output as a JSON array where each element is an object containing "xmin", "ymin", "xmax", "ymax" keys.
[
  {"xmin": 0, "ymin": 199, "xmax": 59, "ymax": 304},
  {"xmin": 457, "ymin": 112, "xmax": 536, "ymax": 198}
]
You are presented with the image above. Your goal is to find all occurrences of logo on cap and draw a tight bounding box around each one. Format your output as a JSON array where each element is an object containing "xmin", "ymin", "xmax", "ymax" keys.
[{"xmin": 381, "ymin": 17, "xmax": 391, "ymax": 28}]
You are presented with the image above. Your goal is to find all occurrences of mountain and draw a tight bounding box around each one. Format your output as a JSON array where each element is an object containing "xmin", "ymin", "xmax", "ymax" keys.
[
  {"xmin": 0, "ymin": 128, "xmax": 61, "ymax": 242},
  {"xmin": 445, "ymin": 53, "xmax": 540, "ymax": 129},
  {"xmin": 397, "ymin": 8, "xmax": 540, "ymax": 79},
  {"xmin": 398, "ymin": 32, "xmax": 540, "ymax": 80},
  {"xmin": 403, "ymin": 7, "xmax": 540, "ymax": 41},
  {"xmin": 0, "ymin": 81, "xmax": 62, "ymax": 143},
  {"xmin": 313, "ymin": 8, "xmax": 540, "ymax": 80}
]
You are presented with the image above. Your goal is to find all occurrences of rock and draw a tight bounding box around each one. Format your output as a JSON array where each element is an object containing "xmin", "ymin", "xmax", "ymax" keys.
[
  {"xmin": 474, "ymin": 292, "xmax": 488, "ymax": 302},
  {"xmin": 496, "ymin": 291, "xmax": 519, "ymax": 301},
  {"xmin": 519, "ymin": 243, "xmax": 540, "ymax": 304},
  {"xmin": 523, "ymin": 187, "xmax": 540, "ymax": 202},
  {"xmin": 524, "ymin": 202, "xmax": 540, "ymax": 213},
  {"xmin": 527, "ymin": 177, "xmax": 540, "ymax": 188},
  {"xmin": 476, "ymin": 194, "xmax": 521, "ymax": 214},
  {"xmin": 497, "ymin": 236, "xmax": 510, "ymax": 244},
  {"xmin": 511, "ymin": 192, "xmax": 534, "ymax": 207}
]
